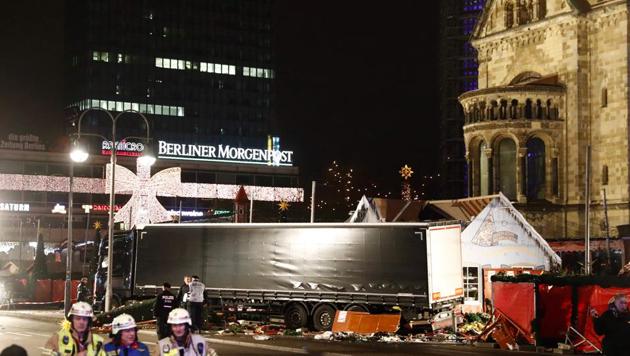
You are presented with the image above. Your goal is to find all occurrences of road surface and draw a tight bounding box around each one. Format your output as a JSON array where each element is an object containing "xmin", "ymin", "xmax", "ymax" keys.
[{"xmin": 0, "ymin": 315, "xmax": 542, "ymax": 355}]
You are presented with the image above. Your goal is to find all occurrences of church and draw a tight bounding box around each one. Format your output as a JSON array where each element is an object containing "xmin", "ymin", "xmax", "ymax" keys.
[{"xmin": 459, "ymin": 0, "xmax": 630, "ymax": 239}]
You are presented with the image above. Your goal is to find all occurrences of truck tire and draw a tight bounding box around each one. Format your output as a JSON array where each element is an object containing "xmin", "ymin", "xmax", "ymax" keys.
[
  {"xmin": 284, "ymin": 304, "xmax": 308, "ymax": 329},
  {"xmin": 312, "ymin": 304, "xmax": 336, "ymax": 331}
]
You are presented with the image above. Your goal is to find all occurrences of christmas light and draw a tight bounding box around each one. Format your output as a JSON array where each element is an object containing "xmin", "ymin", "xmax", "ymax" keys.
[{"xmin": 0, "ymin": 162, "xmax": 304, "ymax": 227}]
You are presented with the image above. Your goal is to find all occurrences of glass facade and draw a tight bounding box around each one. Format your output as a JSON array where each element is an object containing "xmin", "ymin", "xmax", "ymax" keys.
[
  {"xmin": 438, "ymin": 0, "xmax": 485, "ymax": 198},
  {"xmin": 65, "ymin": 0, "xmax": 275, "ymax": 148}
]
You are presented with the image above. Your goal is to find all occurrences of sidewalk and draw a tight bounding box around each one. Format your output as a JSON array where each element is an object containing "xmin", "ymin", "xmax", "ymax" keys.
[{"xmin": 0, "ymin": 309, "xmax": 65, "ymax": 323}]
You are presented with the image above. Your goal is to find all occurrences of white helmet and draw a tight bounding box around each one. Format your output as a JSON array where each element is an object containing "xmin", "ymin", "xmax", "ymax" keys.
[
  {"xmin": 68, "ymin": 301, "xmax": 94, "ymax": 318},
  {"xmin": 167, "ymin": 308, "xmax": 192, "ymax": 325},
  {"xmin": 112, "ymin": 313, "xmax": 137, "ymax": 334}
]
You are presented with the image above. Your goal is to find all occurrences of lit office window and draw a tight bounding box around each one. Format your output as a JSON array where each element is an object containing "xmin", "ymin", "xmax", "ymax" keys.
[{"xmin": 78, "ymin": 99, "xmax": 184, "ymax": 117}]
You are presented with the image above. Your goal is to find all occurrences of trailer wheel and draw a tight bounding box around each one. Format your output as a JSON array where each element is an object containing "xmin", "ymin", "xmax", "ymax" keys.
[
  {"xmin": 284, "ymin": 304, "xmax": 308, "ymax": 329},
  {"xmin": 313, "ymin": 304, "xmax": 336, "ymax": 331}
]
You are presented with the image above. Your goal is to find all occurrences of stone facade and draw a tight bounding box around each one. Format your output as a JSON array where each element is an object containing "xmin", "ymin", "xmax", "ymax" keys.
[{"xmin": 459, "ymin": 0, "xmax": 630, "ymax": 239}]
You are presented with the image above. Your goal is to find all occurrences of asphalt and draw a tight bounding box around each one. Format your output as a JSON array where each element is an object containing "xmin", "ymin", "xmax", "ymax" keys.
[{"xmin": 0, "ymin": 309, "xmax": 546, "ymax": 355}]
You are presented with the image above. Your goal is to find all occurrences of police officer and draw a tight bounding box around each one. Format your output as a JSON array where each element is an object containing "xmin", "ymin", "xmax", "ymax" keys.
[
  {"xmin": 154, "ymin": 282, "xmax": 176, "ymax": 339},
  {"xmin": 104, "ymin": 314, "xmax": 150, "ymax": 356},
  {"xmin": 187, "ymin": 275, "xmax": 206, "ymax": 332},
  {"xmin": 77, "ymin": 277, "xmax": 91, "ymax": 303},
  {"xmin": 158, "ymin": 308, "xmax": 217, "ymax": 356},
  {"xmin": 45, "ymin": 301, "xmax": 105, "ymax": 356}
]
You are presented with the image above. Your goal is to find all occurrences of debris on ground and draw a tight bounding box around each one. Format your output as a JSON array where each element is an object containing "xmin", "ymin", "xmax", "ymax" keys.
[
  {"xmin": 313, "ymin": 331, "xmax": 333, "ymax": 340},
  {"xmin": 252, "ymin": 335, "xmax": 271, "ymax": 341},
  {"xmin": 255, "ymin": 324, "xmax": 285, "ymax": 335},
  {"xmin": 283, "ymin": 328, "xmax": 303, "ymax": 336}
]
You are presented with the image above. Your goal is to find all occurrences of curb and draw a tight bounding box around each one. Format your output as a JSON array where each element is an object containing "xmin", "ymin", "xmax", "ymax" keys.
[{"xmin": 0, "ymin": 310, "xmax": 65, "ymax": 324}]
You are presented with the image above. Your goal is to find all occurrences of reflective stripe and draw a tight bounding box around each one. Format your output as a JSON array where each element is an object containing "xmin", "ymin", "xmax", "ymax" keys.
[{"xmin": 56, "ymin": 330, "xmax": 105, "ymax": 356}]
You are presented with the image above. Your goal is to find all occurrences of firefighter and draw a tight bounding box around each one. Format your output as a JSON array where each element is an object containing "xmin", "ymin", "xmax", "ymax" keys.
[
  {"xmin": 154, "ymin": 282, "xmax": 176, "ymax": 339},
  {"xmin": 158, "ymin": 308, "xmax": 217, "ymax": 356},
  {"xmin": 44, "ymin": 301, "xmax": 105, "ymax": 356},
  {"xmin": 104, "ymin": 313, "xmax": 150, "ymax": 356},
  {"xmin": 187, "ymin": 276, "xmax": 206, "ymax": 332}
]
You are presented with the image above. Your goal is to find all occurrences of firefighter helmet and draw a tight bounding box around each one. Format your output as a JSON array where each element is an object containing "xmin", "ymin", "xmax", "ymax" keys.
[
  {"xmin": 167, "ymin": 308, "xmax": 192, "ymax": 325},
  {"xmin": 112, "ymin": 313, "xmax": 137, "ymax": 334},
  {"xmin": 67, "ymin": 301, "xmax": 94, "ymax": 318}
]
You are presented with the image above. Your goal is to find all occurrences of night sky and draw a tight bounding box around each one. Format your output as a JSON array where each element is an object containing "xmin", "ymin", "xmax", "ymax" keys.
[{"xmin": 0, "ymin": 1, "xmax": 441, "ymax": 195}]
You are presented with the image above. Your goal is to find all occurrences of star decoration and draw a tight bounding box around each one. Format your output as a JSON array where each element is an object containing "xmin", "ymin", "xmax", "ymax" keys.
[
  {"xmin": 399, "ymin": 165, "xmax": 414, "ymax": 180},
  {"xmin": 278, "ymin": 200, "xmax": 290, "ymax": 212},
  {"xmin": 93, "ymin": 221, "xmax": 102, "ymax": 230},
  {"xmin": 106, "ymin": 160, "xmax": 182, "ymax": 228}
]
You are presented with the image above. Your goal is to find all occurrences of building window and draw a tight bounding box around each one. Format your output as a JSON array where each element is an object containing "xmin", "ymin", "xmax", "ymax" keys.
[
  {"xmin": 497, "ymin": 138, "xmax": 516, "ymax": 199},
  {"xmin": 526, "ymin": 138, "xmax": 546, "ymax": 200},
  {"xmin": 78, "ymin": 99, "xmax": 184, "ymax": 117},
  {"xmin": 602, "ymin": 88, "xmax": 608, "ymax": 108},
  {"xmin": 479, "ymin": 141, "xmax": 489, "ymax": 196},
  {"xmin": 463, "ymin": 266, "xmax": 480, "ymax": 301}
]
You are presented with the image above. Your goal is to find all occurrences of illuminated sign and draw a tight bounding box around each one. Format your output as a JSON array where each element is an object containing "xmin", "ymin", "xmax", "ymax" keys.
[
  {"xmin": 157, "ymin": 140, "xmax": 293, "ymax": 166},
  {"xmin": 101, "ymin": 140, "xmax": 144, "ymax": 157},
  {"xmin": 82, "ymin": 204, "xmax": 122, "ymax": 213},
  {"xmin": 0, "ymin": 203, "xmax": 30, "ymax": 212},
  {"xmin": 167, "ymin": 209, "xmax": 204, "ymax": 217},
  {"xmin": 52, "ymin": 204, "xmax": 67, "ymax": 214},
  {"xmin": 210, "ymin": 209, "xmax": 232, "ymax": 216}
]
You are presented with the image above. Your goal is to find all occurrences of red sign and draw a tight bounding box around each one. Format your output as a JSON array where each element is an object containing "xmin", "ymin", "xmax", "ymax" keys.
[
  {"xmin": 91, "ymin": 204, "xmax": 122, "ymax": 212},
  {"xmin": 101, "ymin": 150, "xmax": 142, "ymax": 157}
]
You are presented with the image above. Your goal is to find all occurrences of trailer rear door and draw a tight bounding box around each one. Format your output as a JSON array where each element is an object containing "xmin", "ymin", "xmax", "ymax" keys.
[{"xmin": 426, "ymin": 224, "xmax": 464, "ymax": 305}]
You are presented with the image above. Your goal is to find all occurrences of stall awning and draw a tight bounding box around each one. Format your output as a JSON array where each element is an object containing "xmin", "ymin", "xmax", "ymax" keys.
[
  {"xmin": 548, "ymin": 239, "xmax": 624, "ymax": 253},
  {"xmin": 428, "ymin": 195, "xmax": 498, "ymax": 221}
]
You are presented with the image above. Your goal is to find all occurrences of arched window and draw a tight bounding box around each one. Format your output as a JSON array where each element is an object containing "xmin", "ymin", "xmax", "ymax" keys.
[
  {"xmin": 479, "ymin": 142, "xmax": 489, "ymax": 195},
  {"xmin": 525, "ymin": 99, "xmax": 533, "ymax": 119},
  {"xmin": 497, "ymin": 138, "xmax": 516, "ymax": 199},
  {"xmin": 526, "ymin": 138, "xmax": 546, "ymax": 200},
  {"xmin": 536, "ymin": 99, "xmax": 543, "ymax": 119},
  {"xmin": 505, "ymin": 2, "xmax": 514, "ymax": 28}
]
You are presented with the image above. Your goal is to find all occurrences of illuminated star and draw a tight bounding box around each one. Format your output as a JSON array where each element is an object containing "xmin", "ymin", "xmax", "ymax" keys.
[
  {"xmin": 93, "ymin": 221, "xmax": 102, "ymax": 230},
  {"xmin": 278, "ymin": 201, "xmax": 290, "ymax": 211},
  {"xmin": 399, "ymin": 165, "xmax": 414, "ymax": 180}
]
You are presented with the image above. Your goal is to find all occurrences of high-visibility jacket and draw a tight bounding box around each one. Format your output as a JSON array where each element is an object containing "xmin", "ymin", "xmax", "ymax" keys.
[
  {"xmin": 45, "ymin": 328, "xmax": 106, "ymax": 356},
  {"xmin": 158, "ymin": 334, "xmax": 217, "ymax": 356}
]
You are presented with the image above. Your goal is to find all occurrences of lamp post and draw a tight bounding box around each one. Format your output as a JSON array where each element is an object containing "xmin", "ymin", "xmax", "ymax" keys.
[{"xmin": 70, "ymin": 108, "xmax": 155, "ymax": 312}]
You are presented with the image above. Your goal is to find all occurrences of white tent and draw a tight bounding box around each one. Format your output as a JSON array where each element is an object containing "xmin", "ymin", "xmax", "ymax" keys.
[
  {"xmin": 347, "ymin": 195, "xmax": 383, "ymax": 223},
  {"xmin": 462, "ymin": 193, "xmax": 560, "ymax": 269},
  {"xmin": 461, "ymin": 193, "xmax": 560, "ymax": 310}
]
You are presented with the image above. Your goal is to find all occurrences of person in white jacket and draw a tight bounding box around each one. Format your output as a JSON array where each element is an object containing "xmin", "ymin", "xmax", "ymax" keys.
[
  {"xmin": 187, "ymin": 275, "xmax": 206, "ymax": 332},
  {"xmin": 158, "ymin": 308, "xmax": 217, "ymax": 356}
]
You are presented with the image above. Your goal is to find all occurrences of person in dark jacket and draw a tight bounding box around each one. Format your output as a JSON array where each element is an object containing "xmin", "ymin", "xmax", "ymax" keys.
[
  {"xmin": 176, "ymin": 275, "xmax": 191, "ymax": 309},
  {"xmin": 77, "ymin": 276, "xmax": 91, "ymax": 303},
  {"xmin": 154, "ymin": 282, "xmax": 176, "ymax": 339},
  {"xmin": 591, "ymin": 293, "xmax": 630, "ymax": 356}
]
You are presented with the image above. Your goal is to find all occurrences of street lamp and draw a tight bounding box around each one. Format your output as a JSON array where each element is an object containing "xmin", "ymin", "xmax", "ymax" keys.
[{"xmin": 70, "ymin": 107, "xmax": 154, "ymax": 312}]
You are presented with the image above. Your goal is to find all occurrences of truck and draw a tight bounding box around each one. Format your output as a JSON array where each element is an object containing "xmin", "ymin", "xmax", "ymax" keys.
[{"xmin": 94, "ymin": 222, "xmax": 464, "ymax": 331}]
